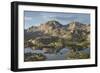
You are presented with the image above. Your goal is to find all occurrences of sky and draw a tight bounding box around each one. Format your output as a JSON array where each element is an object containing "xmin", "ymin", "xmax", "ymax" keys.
[{"xmin": 24, "ymin": 11, "xmax": 90, "ymax": 29}]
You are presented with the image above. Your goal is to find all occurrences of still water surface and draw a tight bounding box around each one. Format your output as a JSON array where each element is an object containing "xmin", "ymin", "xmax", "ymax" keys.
[{"xmin": 25, "ymin": 48, "xmax": 90, "ymax": 60}]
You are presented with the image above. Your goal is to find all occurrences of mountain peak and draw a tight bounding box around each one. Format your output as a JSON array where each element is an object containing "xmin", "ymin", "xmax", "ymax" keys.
[
  {"xmin": 45, "ymin": 20, "xmax": 62, "ymax": 27},
  {"xmin": 66, "ymin": 21, "xmax": 87, "ymax": 31}
]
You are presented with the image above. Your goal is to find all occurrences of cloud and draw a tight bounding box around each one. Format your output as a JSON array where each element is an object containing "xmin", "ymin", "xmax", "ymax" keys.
[{"xmin": 24, "ymin": 17, "xmax": 32, "ymax": 21}]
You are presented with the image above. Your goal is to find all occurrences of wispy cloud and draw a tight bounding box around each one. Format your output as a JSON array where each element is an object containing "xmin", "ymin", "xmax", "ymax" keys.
[
  {"xmin": 24, "ymin": 11, "xmax": 90, "ymax": 29},
  {"xmin": 24, "ymin": 16, "xmax": 32, "ymax": 21}
]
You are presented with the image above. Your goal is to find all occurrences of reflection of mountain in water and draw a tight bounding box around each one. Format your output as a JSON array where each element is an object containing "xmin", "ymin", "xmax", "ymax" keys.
[{"xmin": 24, "ymin": 48, "xmax": 90, "ymax": 60}]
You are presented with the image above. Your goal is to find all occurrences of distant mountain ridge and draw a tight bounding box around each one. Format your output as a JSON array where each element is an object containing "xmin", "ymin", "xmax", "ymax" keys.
[
  {"xmin": 24, "ymin": 20, "xmax": 90, "ymax": 43},
  {"xmin": 26, "ymin": 20, "xmax": 89, "ymax": 32}
]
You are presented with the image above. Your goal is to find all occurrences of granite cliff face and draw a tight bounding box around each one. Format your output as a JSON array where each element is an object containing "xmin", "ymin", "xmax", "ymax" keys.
[{"xmin": 39, "ymin": 20, "xmax": 62, "ymax": 34}]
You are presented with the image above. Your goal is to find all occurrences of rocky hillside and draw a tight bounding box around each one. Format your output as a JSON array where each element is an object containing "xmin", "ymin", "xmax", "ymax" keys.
[
  {"xmin": 25, "ymin": 20, "xmax": 90, "ymax": 39},
  {"xmin": 24, "ymin": 20, "xmax": 90, "ymax": 49}
]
